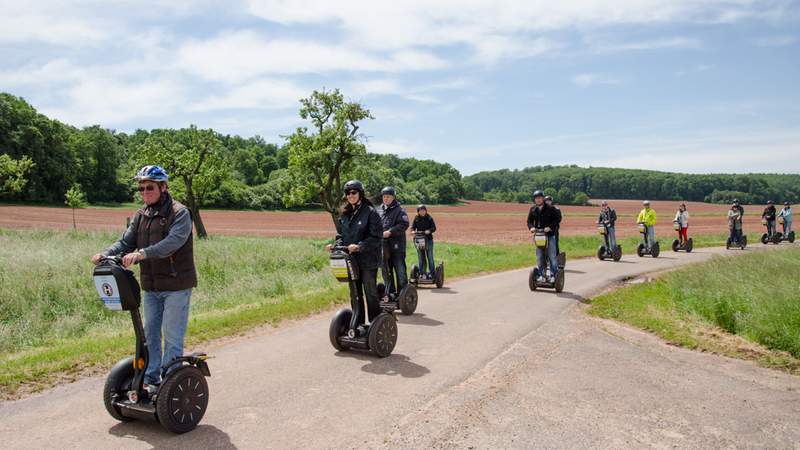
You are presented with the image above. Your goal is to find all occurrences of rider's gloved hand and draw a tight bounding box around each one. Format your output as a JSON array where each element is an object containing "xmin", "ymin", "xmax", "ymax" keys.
[{"xmin": 347, "ymin": 244, "xmax": 360, "ymax": 253}]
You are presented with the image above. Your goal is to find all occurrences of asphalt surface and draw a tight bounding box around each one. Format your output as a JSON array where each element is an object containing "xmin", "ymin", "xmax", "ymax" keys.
[{"xmin": 1, "ymin": 244, "xmax": 799, "ymax": 449}]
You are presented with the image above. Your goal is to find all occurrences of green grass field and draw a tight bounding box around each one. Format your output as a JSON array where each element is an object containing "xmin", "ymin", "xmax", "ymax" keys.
[
  {"xmin": 0, "ymin": 227, "xmax": 730, "ymax": 397},
  {"xmin": 589, "ymin": 247, "xmax": 800, "ymax": 372}
]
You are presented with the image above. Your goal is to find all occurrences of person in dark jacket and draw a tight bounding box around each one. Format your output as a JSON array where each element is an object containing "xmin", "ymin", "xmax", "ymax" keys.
[
  {"xmin": 527, "ymin": 190, "xmax": 560, "ymax": 282},
  {"xmin": 597, "ymin": 200, "xmax": 618, "ymax": 249},
  {"xmin": 91, "ymin": 165, "xmax": 196, "ymax": 389},
  {"xmin": 545, "ymin": 195, "xmax": 562, "ymax": 254},
  {"xmin": 411, "ymin": 204, "xmax": 437, "ymax": 279},
  {"xmin": 378, "ymin": 186, "xmax": 410, "ymax": 296},
  {"xmin": 762, "ymin": 200, "xmax": 777, "ymax": 237},
  {"xmin": 332, "ymin": 180, "xmax": 383, "ymax": 335}
]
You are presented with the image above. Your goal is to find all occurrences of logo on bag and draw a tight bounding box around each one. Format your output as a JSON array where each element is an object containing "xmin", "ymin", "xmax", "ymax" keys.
[{"xmin": 102, "ymin": 283, "xmax": 114, "ymax": 297}]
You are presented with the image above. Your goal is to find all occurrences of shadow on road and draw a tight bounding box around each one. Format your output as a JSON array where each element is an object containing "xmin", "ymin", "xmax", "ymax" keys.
[
  {"xmin": 556, "ymin": 292, "xmax": 585, "ymax": 302},
  {"xmin": 109, "ymin": 422, "xmax": 236, "ymax": 449},
  {"xmin": 335, "ymin": 352, "xmax": 431, "ymax": 378},
  {"xmin": 428, "ymin": 287, "xmax": 458, "ymax": 294},
  {"xmin": 399, "ymin": 313, "xmax": 444, "ymax": 327},
  {"xmin": 564, "ymin": 269, "xmax": 586, "ymax": 274}
]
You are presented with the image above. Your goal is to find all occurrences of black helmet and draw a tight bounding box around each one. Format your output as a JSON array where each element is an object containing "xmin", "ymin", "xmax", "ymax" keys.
[
  {"xmin": 733, "ymin": 198, "xmax": 739, "ymax": 204},
  {"xmin": 785, "ymin": 201, "xmax": 791, "ymax": 206},
  {"xmin": 768, "ymin": 200, "xmax": 774, "ymax": 205},
  {"xmin": 343, "ymin": 180, "xmax": 365, "ymax": 194},
  {"xmin": 545, "ymin": 195, "xmax": 553, "ymax": 202},
  {"xmin": 381, "ymin": 186, "xmax": 396, "ymax": 197},
  {"xmin": 532, "ymin": 190, "xmax": 544, "ymax": 199},
  {"xmin": 417, "ymin": 204, "xmax": 427, "ymax": 211}
]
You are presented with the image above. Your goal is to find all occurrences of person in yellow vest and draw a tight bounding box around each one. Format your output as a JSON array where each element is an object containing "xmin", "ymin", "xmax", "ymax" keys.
[{"xmin": 636, "ymin": 200, "xmax": 657, "ymax": 250}]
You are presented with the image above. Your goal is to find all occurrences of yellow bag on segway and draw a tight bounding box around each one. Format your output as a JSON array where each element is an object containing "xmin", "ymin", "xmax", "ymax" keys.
[
  {"xmin": 533, "ymin": 232, "xmax": 548, "ymax": 248},
  {"xmin": 597, "ymin": 225, "xmax": 606, "ymax": 235},
  {"xmin": 673, "ymin": 221, "xmax": 681, "ymax": 231},
  {"xmin": 761, "ymin": 219, "xmax": 768, "ymax": 226},
  {"xmin": 329, "ymin": 253, "xmax": 350, "ymax": 282},
  {"xmin": 778, "ymin": 217, "xmax": 785, "ymax": 225},
  {"xmin": 638, "ymin": 223, "xmax": 646, "ymax": 234}
]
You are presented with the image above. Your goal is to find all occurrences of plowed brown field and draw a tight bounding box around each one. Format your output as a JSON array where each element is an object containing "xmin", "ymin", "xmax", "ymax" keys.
[{"xmin": 0, "ymin": 200, "xmax": 765, "ymax": 245}]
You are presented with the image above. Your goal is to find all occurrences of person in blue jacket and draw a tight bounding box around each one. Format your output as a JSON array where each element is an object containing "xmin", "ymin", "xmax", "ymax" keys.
[{"xmin": 378, "ymin": 186, "xmax": 410, "ymax": 296}]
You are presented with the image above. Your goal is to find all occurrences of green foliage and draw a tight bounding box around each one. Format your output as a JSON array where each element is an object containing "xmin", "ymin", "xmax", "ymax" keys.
[
  {"xmin": 64, "ymin": 184, "xmax": 87, "ymax": 209},
  {"xmin": 465, "ymin": 165, "xmax": 800, "ymax": 205},
  {"xmin": 573, "ymin": 191, "xmax": 590, "ymax": 205},
  {"xmin": 284, "ymin": 89, "xmax": 373, "ymax": 219},
  {"xmin": 0, "ymin": 154, "xmax": 34, "ymax": 196}
]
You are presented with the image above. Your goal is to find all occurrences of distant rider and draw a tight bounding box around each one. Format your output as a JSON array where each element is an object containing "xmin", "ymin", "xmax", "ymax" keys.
[
  {"xmin": 598, "ymin": 200, "xmax": 618, "ymax": 250},
  {"xmin": 728, "ymin": 203, "xmax": 743, "ymax": 242},
  {"xmin": 637, "ymin": 200, "xmax": 657, "ymax": 250},
  {"xmin": 527, "ymin": 190, "xmax": 559, "ymax": 283},
  {"xmin": 545, "ymin": 195, "xmax": 562, "ymax": 255},
  {"xmin": 779, "ymin": 201, "xmax": 793, "ymax": 236},
  {"xmin": 378, "ymin": 187, "xmax": 410, "ymax": 297},
  {"xmin": 762, "ymin": 200, "xmax": 777, "ymax": 237},
  {"xmin": 411, "ymin": 204, "xmax": 437, "ymax": 280},
  {"xmin": 674, "ymin": 203, "xmax": 689, "ymax": 244}
]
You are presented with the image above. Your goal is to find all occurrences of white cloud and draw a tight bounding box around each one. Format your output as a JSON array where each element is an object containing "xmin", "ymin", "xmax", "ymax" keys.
[
  {"xmin": 751, "ymin": 35, "xmax": 798, "ymax": 46},
  {"xmin": 367, "ymin": 139, "xmax": 416, "ymax": 155},
  {"xmin": 589, "ymin": 36, "xmax": 703, "ymax": 53},
  {"xmin": 189, "ymin": 79, "xmax": 307, "ymax": 112},
  {"xmin": 571, "ymin": 73, "xmax": 621, "ymax": 88}
]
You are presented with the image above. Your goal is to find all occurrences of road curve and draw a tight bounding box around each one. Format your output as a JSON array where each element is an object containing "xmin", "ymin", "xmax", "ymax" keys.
[{"xmin": 1, "ymin": 244, "xmax": 798, "ymax": 449}]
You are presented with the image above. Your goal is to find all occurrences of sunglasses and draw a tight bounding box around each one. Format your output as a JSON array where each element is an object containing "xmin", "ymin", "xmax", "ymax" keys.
[
  {"xmin": 138, "ymin": 185, "xmax": 157, "ymax": 192},
  {"xmin": 346, "ymin": 190, "xmax": 360, "ymax": 196}
]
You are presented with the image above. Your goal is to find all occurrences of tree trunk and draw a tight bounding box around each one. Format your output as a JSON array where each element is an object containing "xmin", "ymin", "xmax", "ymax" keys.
[
  {"xmin": 184, "ymin": 177, "xmax": 208, "ymax": 238},
  {"xmin": 72, "ymin": 207, "xmax": 76, "ymax": 230},
  {"xmin": 192, "ymin": 208, "xmax": 208, "ymax": 239}
]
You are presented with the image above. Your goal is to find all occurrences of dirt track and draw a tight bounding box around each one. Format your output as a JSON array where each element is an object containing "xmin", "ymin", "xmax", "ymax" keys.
[{"xmin": 0, "ymin": 200, "xmax": 770, "ymax": 244}]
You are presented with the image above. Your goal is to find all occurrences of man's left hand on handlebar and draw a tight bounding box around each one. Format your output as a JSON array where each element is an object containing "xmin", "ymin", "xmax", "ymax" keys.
[
  {"xmin": 347, "ymin": 244, "xmax": 360, "ymax": 253},
  {"xmin": 122, "ymin": 251, "xmax": 144, "ymax": 267}
]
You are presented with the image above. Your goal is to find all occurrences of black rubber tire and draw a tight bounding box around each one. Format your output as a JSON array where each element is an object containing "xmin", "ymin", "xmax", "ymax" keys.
[
  {"xmin": 156, "ymin": 366, "xmax": 208, "ymax": 434},
  {"xmin": 686, "ymin": 238, "xmax": 693, "ymax": 253},
  {"xmin": 742, "ymin": 235, "xmax": 747, "ymax": 249},
  {"xmin": 399, "ymin": 285, "xmax": 418, "ymax": 315},
  {"xmin": 761, "ymin": 233, "xmax": 769, "ymax": 245},
  {"xmin": 637, "ymin": 243, "xmax": 645, "ymax": 257},
  {"xmin": 613, "ymin": 245, "xmax": 622, "ymax": 261},
  {"xmin": 557, "ymin": 252, "xmax": 566, "ymax": 268},
  {"xmin": 652, "ymin": 242, "xmax": 660, "ymax": 258},
  {"xmin": 410, "ymin": 265, "xmax": 419, "ymax": 282},
  {"xmin": 726, "ymin": 238, "xmax": 731, "ymax": 250},
  {"xmin": 529, "ymin": 267, "xmax": 538, "ymax": 291},
  {"xmin": 368, "ymin": 313, "xmax": 397, "ymax": 357},
  {"xmin": 435, "ymin": 264, "xmax": 444, "ymax": 289},
  {"xmin": 672, "ymin": 239, "xmax": 680, "ymax": 252},
  {"xmin": 597, "ymin": 246, "xmax": 606, "ymax": 260},
  {"xmin": 789, "ymin": 231, "xmax": 795, "ymax": 243},
  {"xmin": 329, "ymin": 308, "xmax": 352, "ymax": 351},
  {"xmin": 103, "ymin": 357, "xmax": 135, "ymax": 422},
  {"xmin": 554, "ymin": 271, "xmax": 565, "ymax": 293}
]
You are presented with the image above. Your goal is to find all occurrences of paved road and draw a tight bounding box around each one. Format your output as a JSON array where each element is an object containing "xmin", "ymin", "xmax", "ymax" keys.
[{"xmin": 2, "ymin": 245, "xmax": 799, "ymax": 449}]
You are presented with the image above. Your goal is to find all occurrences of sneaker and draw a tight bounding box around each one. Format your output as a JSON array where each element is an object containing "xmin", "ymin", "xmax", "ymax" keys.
[
  {"xmin": 143, "ymin": 383, "xmax": 159, "ymax": 396},
  {"xmin": 536, "ymin": 275, "xmax": 546, "ymax": 283},
  {"xmin": 548, "ymin": 275, "xmax": 556, "ymax": 283}
]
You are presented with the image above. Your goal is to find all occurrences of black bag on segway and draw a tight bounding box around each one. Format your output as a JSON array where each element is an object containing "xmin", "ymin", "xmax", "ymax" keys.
[{"xmin": 93, "ymin": 262, "xmax": 141, "ymax": 311}]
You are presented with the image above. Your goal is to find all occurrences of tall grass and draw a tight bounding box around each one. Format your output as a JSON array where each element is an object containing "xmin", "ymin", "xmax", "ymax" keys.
[{"xmin": 590, "ymin": 247, "xmax": 800, "ymax": 360}]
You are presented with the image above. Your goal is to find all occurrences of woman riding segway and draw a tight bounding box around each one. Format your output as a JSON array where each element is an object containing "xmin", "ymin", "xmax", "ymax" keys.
[
  {"xmin": 727, "ymin": 203, "xmax": 747, "ymax": 249},
  {"xmin": 672, "ymin": 202, "xmax": 692, "ymax": 252},
  {"xmin": 411, "ymin": 204, "xmax": 443, "ymax": 287},
  {"xmin": 778, "ymin": 201, "xmax": 794, "ymax": 243}
]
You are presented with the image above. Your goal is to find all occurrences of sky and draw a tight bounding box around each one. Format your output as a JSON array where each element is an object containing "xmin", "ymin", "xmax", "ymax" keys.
[{"xmin": 1, "ymin": 0, "xmax": 799, "ymax": 175}]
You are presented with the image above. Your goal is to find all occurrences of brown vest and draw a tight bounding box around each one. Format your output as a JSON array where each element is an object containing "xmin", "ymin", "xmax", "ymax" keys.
[{"xmin": 134, "ymin": 195, "xmax": 197, "ymax": 292}]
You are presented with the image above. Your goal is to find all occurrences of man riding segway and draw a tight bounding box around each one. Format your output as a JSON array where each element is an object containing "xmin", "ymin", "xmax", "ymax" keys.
[
  {"xmin": 377, "ymin": 187, "xmax": 418, "ymax": 314},
  {"xmin": 528, "ymin": 190, "xmax": 561, "ymax": 285}
]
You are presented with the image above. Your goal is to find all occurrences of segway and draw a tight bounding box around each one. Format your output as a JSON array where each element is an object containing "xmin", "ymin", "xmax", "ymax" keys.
[
  {"xmin": 528, "ymin": 230, "xmax": 565, "ymax": 293},
  {"xmin": 636, "ymin": 222, "xmax": 660, "ymax": 257},
  {"xmin": 726, "ymin": 231, "xmax": 747, "ymax": 250},
  {"xmin": 328, "ymin": 247, "xmax": 398, "ymax": 357},
  {"xmin": 760, "ymin": 219, "xmax": 782, "ymax": 244},
  {"xmin": 671, "ymin": 221, "xmax": 693, "ymax": 252},
  {"xmin": 409, "ymin": 231, "xmax": 445, "ymax": 289},
  {"xmin": 775, "ymin": 217, "xmax": 796, "ymax": 243},
  {"xmin": 93, "ymin": 256, "xmax": 210, "ymax": 434},
  {"xmin": 596, "ymin": 224, "xmax": 622, "ymax": 261}
]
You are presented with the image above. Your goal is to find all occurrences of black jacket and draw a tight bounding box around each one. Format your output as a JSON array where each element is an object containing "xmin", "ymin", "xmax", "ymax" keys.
[
  {"xmin": 527, "ymin": 203, "xmax": 560, "ymax": 237},
  {"xmin": 553, "ymin": 206, "xmax": 562, "ymax": 233},
  {"xmin": 379, "ymin": 200, "xmax": 410, "ymax": 254},
  {"xmin": 412, "ymin": 215, "xmax": 437, "ymax": 241},
  {"xmin": 762, "ymin": 206, "xmax": 776, "ymax": 221},
  {"xmin": 598, "ymin": 208, "xmax": 617, "ymax": 227},
  {"xmin": 335, "ymin": 202, "xmax": 383, "ymax": 270}
]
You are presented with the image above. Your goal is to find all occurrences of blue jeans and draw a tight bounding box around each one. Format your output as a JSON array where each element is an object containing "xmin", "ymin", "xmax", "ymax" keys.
[
  {"xmin": 784, "ymin": 219, "xmax": 793, "ymax": 235},
  {"xmin": 767, "ymin": 220, "xmax": 776, "ymax": 236},
  {"xmin": 536, "ymin": 235, "xmax": 559, "ymax": 276},
  {"xmin": 143, "ymin": 288, "xmax": 192, "ymax": 384},
  {"xmin": 606, "ymin": 226, "xmax": 617, "ymax": 249},
  {"xmin": 382, "ymin": 251, "xmax": 408, "ymax": 295},
  {"xmin": 416, "ymin": 238, "xmax": 435, "ymax": 276},
  {"xmin": 645, "ymin": 225, "xmax": 656, "ymax": 250}
]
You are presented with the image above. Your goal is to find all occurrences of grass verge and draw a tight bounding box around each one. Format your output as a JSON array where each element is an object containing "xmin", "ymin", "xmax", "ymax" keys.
[
  {"xmin": 588, "ymin": 246, "xmax": 800, "ymax": 374},
  {"xmin": 0, "ymin": 227, "xmax": 728, "ymax": 398}
]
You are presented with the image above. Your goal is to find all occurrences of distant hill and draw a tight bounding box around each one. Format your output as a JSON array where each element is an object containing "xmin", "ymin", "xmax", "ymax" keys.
[{"xmin": 463, "ymin": 165, "xmax": 799, "ymax": 205}]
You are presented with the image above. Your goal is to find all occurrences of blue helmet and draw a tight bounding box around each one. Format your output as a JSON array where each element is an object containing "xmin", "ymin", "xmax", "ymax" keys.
[{"xmin": 134, "ymin": 165, "xmax": 169, "ymax": 182}]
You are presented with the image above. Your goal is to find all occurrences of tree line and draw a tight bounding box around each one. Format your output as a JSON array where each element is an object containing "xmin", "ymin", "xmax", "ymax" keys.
[{"xmin": 463, "ymin": 165, "xmax": 799, "ymax": 205}]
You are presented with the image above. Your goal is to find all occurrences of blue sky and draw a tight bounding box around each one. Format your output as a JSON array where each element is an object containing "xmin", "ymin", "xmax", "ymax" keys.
[{"xmin": 1, "ymin": 0, "xmax": 798, "ymax": 175}]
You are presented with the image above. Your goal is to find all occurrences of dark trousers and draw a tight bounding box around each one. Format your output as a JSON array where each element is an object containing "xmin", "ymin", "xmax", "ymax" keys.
[
  {"xmin": 350, "ymin": 267, "xmax": 380, "ymax": 329},
  {"xmin": 382, "ymin": 251, "xmax": 407, "ymax": 295},
  {"xmin": 416, "ymin": 238, "xmax": 435, "ymax": 276}
]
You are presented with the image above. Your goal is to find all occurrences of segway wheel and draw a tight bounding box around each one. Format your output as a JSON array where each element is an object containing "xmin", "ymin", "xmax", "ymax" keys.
[
  {"xmin": 554, "ymin": 271, "xmax": 565, "ymax": 293},
  {"xmin": 652, "ymin": 242, "xmax": 660, "ymax": 258},
  {"xmin": 557, "ymin": 252, "xmax": 566, "ymax": 268},
  {"xmin": 368, "ymin": 313, "xmax": 397, "ymax": 357},
  {"xmin": 686, "ymin": 238, "xmax": 693, "ymax": 253},
  {"xmin": 742, "ymin": 235, "xmax": 747, "ymax": 249},
  {"xmin": 376, "ymin": 283, "xmax": 386, "ymax": 298},
  {"xmin": 789, "ymin": 231, "xmax": 795, "ymax": 243},
  {"xmin": 529, "ymin": 268, "xmax": 538, "ymax": 291},
  {"xmin": 156, "ymin": 366, "xmax": 209, "ymax": 434},
  {"xmin": 435, "ymin": 264, "xmax": 444, "ymax": 289},
  {"xmin": 597, "ymin": 246, "xmax": 606, "ymax": 261},
  {"xmin": 410, "ymin": 265, "xmax": 419, "ymax": 283},
  {"xmin": 329, "ymin": 308, "xmax": 353, "ymax": 351},
  {"xmin": 672, "ymin": 239, "xmax": 680, "ymax": 252},
  {"xmin": 761, "ymin": 233, "xmax": 769, "ymax": 245},
  {"xmin": 103, "ymin": 357, "xmax": 135, "ymax": 422},
  {"xmin": 399, "ymin": 285, "xmax": 418, "ymax": 315},
  {"xmin": 613, "ymin": 245, "xmax": 622, "ymax": 262},
  {"xmin": 637, "ymin": 243, "xmax": 645, "ymax": 257},
  {"xmin": 726, "ymin": 238, "xmax": 731, "ymax": 250}
]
